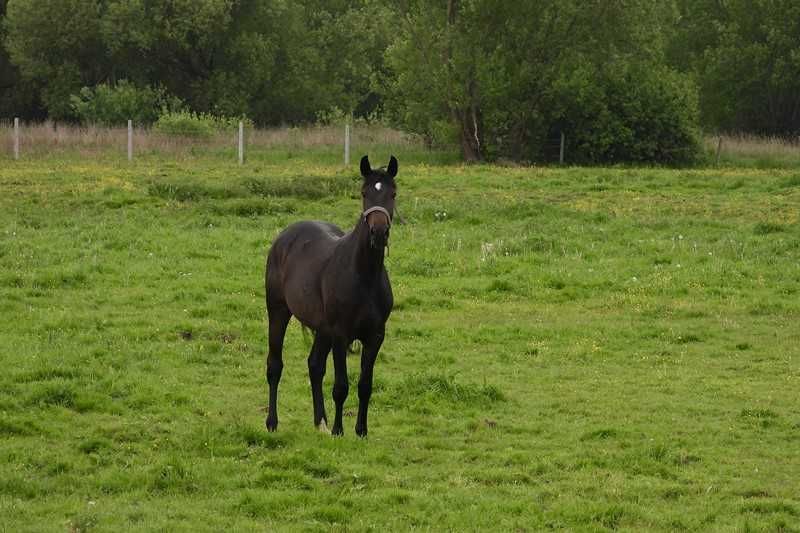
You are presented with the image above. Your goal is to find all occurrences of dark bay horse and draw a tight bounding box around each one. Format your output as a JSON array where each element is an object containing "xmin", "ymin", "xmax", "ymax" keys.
[{"xmin": 264, "ymin": 155, "xmax": 397, "ymax": 437}]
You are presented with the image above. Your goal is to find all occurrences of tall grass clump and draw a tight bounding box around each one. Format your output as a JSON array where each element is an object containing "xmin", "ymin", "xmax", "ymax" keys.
[{"xmin": 707, "ymin": 133, "xmax": 800, "ymax": 167}]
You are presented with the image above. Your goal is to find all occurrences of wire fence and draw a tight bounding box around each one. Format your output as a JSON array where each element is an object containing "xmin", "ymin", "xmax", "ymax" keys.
[
  {"xmin": 541, "ymin": 132, "xmax": 566, "ymax": 164},
  {"xmin": 704, "ymin": 133, "xmax": 800, "ymax": 165},
  {"xmin": 5, "ymin": 120, "xmax": 797, "ymax": 166},
  {"xmin": 0, "ymin": 119, "xmax": 428, "ymax": 163},
  {"xmin": 543, "ymin": 132, "xmax": 800, "ymax": 166}
]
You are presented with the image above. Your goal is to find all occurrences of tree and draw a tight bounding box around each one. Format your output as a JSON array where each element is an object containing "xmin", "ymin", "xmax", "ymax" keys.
[
  {"xmin": 100, "ymin": 0, "xmax": 234, "ymax": 111},
  {"xmin": 0, "ymin": 0, "xmax": 41, "ymax": 118},
  {"xmin": 4, "ymin": 0, "xmax": 107, "ymax": 119},
  {"xmin": 2, "ymin": 0, "xmax": 394, "ymax": 125},
  {"xmin": 670, "ymin": 0, "xmax": 800, "ymax": 135},
  {"xmin": 385, "ymin": 0, "xmax": 700, "ymax": 163}
]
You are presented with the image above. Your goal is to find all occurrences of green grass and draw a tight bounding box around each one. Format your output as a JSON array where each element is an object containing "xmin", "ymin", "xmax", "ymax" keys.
[{"xmin": 1, "ymin": 149, "xmax": 799, "ymax": 531}]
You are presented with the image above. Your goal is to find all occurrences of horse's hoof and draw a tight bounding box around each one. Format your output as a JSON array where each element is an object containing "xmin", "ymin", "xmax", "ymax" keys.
[
  {"xmin": 331, "ymin": 425, "xmax": 344, "ymax": 437},
  {"xmin": 317, "ymin": 420, "xmax": 331, "ymax": 434},
  {"xmin": 266, "ymin": 417, "xmax": 278, "ymax": 432},
  {"xmin": 355, "ymin": 424, "xmax": 367, "ymax": 438}
]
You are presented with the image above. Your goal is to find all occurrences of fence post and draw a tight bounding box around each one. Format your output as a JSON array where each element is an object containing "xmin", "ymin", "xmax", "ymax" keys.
[
  {"xmin": 715, "ymin": 136, "xmax": 722, "ymax": 166},
  {"xmin": 238, "ymin": 121, "xmax": 244, "ymax": 165},
  {"xmin": 559, "ymin": 131, "xmax": 565, "ymax": 164},
  {"xmin": 127, "ymin": 120, "xmax": 133, "ymax": 162},
  {"xmin": 344, "ymin": 122, "xmax": 351, "ymax": 166},
  {"xmin": 13, "ymin": 117, "xmax": 19, "ymax": 160}
]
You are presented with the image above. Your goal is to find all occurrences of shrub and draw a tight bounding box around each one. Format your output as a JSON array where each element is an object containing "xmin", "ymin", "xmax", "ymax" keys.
[
  {"xmin": 70, "ymin": 81, "xmax": 182, "ymax": 126},
  {"xmin": 153, "ymin": 111, "xmax": 218, "ymax": 138},
  {"xmin": 549, "ymin": 60, "xmax": 702, "ymax": 165},
  {"xmin": 153, "ymin": 111, "xmax": 253, "ymax": 138}
]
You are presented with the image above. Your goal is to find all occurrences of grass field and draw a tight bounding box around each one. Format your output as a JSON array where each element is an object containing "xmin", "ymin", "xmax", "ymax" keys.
[{"xmin": 1, "ymin": 147, "xmax": 799, "ymax": 531}]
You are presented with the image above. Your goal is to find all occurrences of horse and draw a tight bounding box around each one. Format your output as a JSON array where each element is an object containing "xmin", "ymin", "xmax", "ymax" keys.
[{"xmin": 264, "ymin": 155, "xmax": 397, "ymax": 437}]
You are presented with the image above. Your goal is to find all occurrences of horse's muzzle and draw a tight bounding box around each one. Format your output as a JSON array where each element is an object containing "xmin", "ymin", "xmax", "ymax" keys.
[{"xmin": 363, "ymin": 206, "xmax": 392, "ymax": 249}]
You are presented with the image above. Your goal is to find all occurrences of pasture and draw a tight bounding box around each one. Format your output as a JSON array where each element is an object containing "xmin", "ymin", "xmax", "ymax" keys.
[{"xmin": 1, "ymin": 149, "xmax": 799, "ymax": 531}]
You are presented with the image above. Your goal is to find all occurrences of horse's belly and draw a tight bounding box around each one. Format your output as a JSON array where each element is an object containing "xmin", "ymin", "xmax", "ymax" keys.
[{"xmin": 283, "ymin": 280, "xmax": 324, "ymax": 329}]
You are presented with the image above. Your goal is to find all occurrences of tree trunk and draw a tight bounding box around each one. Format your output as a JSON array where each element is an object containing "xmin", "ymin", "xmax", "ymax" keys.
[
  {"xmin": 446, "ymin": 0, "xmax": 482, "ymax": 162},
  {"xmin": 453, "ymin": 101, "xmax": 481, "ymax": 162}
]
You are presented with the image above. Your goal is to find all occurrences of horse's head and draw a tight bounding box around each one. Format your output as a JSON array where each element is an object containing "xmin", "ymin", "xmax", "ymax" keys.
[{"xmin": 360, "ymin": 155, "xmax": 397, "ymax": 248}]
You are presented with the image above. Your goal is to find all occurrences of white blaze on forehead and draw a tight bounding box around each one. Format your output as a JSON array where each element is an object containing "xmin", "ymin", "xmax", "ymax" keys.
[{"xmin": 374, "ymin": 182, "xmax": 382, "ymax": 191}]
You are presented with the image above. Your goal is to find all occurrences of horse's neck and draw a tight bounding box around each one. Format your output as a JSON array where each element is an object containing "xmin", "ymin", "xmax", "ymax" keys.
[{"xmin": 344, "ymin": 219, "xmax": 385, "ymax": 280}]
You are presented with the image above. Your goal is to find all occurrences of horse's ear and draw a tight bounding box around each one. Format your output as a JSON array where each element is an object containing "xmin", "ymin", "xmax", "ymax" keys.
[
  {"xmin": 387, "ymin": 155, "xmax": 398, "ymax": 178},
  {"xmin": 360, "ymin": 155, "xmax": 372, "ymax": 178}
]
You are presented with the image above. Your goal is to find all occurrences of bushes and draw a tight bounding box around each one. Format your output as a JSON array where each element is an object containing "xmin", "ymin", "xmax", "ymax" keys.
[
  {"xmin": 153, "ymin": 111, "xmax": 253, "ymax": 138},
  {"xmin": 550, "ymin": 61, "xmax": 701, "ymax": 165},
  {"xmin": 70, "ymin": 81, "xmax": 181, "ymax": 126},
  {"xmin": 70, "ymin": 82, "xmax": 251, "ymax": 138},
  {"xmin": 153, "ymin": 111, "xmax": 218, "ymax": 138}
]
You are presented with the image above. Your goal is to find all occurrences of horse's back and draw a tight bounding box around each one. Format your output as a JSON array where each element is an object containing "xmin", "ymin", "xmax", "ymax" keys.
[
  {"xmin": 266, "ymin": 221, "xmax": 345, "ymax": 324},
  {"xmin": 268, "ymin": 221, "xmax": 344, "ymax": 267}
]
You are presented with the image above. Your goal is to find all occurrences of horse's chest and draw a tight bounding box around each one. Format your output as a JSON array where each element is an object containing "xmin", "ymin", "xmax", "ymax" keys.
[
  {"xmin": 335, "ymin": 297, "xmax": 376, "ymax": 323},
  {"xmin": 352, "ymin": 300, "xmax": 385, "ymax": 328},
  {"xmin": 325, "ymin": 291, "xmax": 388, "ymax": 339}
]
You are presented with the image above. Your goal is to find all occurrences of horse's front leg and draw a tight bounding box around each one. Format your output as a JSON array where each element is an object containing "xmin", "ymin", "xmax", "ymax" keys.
[
  {"xmin": 330, "ymin": 339, "xmax": 349, "ymax": 436},
  {"xmin": 355, "ymin": 331, "xmax": 384, "ymax": 437}
]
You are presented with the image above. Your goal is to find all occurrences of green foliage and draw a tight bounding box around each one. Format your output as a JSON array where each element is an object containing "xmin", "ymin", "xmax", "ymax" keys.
[
  {"xmin": 154, "ymin": 112, "xmax": 216, "ymax": 138},
  {"xmin": 3, "ymin": 0, "xmax": 107, "ymax": 120},
  {"xmin": 385, "ymin": 0, "xmax": 701, "ymax": 164},
  {"xmin": 0, "ymin": 1, "xmax": 41, "ymax": 119},
  {"xmin": 70, "ymin": 81, "xmax": 182, "ymax": 126},
  {"xmin": 153, "ymin": 111, "xmax": 252, "ymax": 138},
  {"xmin": 670, "ymin": 0, "xmax": 800, "ymax": 136},
  {"xmin": 2, "ymin": 0, "xmax": 391, "ymax": 124},
  {"xmin": 552, "ymin": 60, "xmax": 701, "ymax": 164},
  {"xmin": 381, "ymin": 3, "xmax": 455, "ymax": 148}
]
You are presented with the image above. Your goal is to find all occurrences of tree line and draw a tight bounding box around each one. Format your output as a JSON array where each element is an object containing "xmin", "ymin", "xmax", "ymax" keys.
[{"xmin": 2, "ymin": 0, "xmax": 799, "ymax": 163}]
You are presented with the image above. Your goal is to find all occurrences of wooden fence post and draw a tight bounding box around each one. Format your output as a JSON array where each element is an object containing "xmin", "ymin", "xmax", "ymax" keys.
[
  {"xmin": 13, "ymin": 117, "xmax": 19, "ymax": 160},
  {"xmin": 559, "ymin": 131, "xmax": 565, "ymax": 164},
  {"xmin": 344, "ymin": 122, "xmax": 351, "ymax": 166},
  {"xmin": 127, "ymin": 120, "xmax": 133, "ymax": 161},
  {"xmin": 715, "ymin": 136, "xmax": 722, "ymax": 166},
  {"xmin": 238, "ymin": 121, "xmax": 244, "ymax": 165}
]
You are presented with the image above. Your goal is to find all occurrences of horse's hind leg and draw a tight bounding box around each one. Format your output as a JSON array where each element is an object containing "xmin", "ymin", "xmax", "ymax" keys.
[
  {"xmin": 308, "ymin": 333, "xmax": 332, "ymax": 430},
  {"xmin": 330, "ymin": 339, "xmax": 349, "ymax": 436},
  {"xmin": 265, "ymin": 301, "xmax": 291, "ymax": 432}
]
